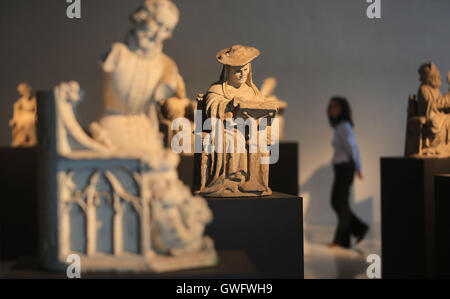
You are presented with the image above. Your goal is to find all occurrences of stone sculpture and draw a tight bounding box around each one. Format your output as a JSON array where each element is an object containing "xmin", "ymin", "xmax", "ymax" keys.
[
  {"xmin": 405, "ymin": 62, "xmax": 450, "ymax": 157},
  {"xmin": 9, "ymin": 83, "xmax": 37, "ymax": 147},
  {"xmin": 91, "ymin": 0, "xmax": 190, "ymax": 163},
  {"xmin": 38, "ymin": 0, "xmax": 217, "ymax": 274},
  {"xmin": 196, "ymin": 45, "xmax": 279, "ymax": 198}
]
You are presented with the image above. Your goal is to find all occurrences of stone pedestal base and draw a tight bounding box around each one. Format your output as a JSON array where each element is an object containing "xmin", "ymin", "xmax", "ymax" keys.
[
  {"xmin": 435, "ymin": 175, "xmax": 450, "ymax": 279},
  {"xmin": 0, "ymin": 147, "xmax": 38, "ymax": 261},
  {"xmin": 381, "ymin": 157, "xmax": 450, "ymax": 278},
  {"xmin": 205, "ymin": 192, "xmax": 303, "ymax": 278}
]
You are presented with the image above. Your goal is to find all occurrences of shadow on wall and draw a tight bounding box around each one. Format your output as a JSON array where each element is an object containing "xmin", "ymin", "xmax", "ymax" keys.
[{"xmin": 300, "ymin": 164, "xmax": 374, "ymax": 230}]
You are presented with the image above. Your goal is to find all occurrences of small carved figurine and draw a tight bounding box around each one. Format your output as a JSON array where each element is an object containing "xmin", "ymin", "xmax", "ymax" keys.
[{"xmin": 9, "ymin": 83, "xmax": 37, "ymax": 147}]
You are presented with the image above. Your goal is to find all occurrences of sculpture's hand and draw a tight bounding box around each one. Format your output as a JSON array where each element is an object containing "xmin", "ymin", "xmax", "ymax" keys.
[
  {"xmin": 226, "ymin": 97, "xmax": 242, "ymax": 117},
  {"xmin": 232, "ymin": 96, "xmax": 242, "ymax": 108},
  {"xmin": 223, "ymin": 98, "xmax": 239, "ymax": 119}
]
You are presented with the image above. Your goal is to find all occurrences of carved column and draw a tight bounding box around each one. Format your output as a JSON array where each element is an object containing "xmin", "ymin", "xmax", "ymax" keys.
[
  {"xmin": 113, "ymin": 193, "xmax": 124, "ymax": 257},
  {"xmin": 140, "ymin": 172, "xmax": 151, "ymax": 257}
]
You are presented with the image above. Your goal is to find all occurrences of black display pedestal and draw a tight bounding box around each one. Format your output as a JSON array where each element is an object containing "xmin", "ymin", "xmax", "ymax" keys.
[
  {"xmin": 178, "ymin": 142, "xmax": 299, "ymax": 196},
  {"xmin": 205, "ymin": 193, "xmax": 303, "ymax": 278},
  {"xmin": 435, "ymin": 175, "xmax": 450, "ymax": 278},
  {"xmin": 3, "ymin": 192, "xmax": 303, "ymax": 279},
  {"xmin": 380, "ymin": 157, "xmax": 450, "ymax": 278},
  {"xmin": 0, "ymin": 147, "xmax": 38, "ymax": 261}
]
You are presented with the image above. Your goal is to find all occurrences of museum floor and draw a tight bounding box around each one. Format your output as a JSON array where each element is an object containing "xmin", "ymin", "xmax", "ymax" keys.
[{"xmin": 304, "ymin": 224, "xmax": 381, "ymax": 279}]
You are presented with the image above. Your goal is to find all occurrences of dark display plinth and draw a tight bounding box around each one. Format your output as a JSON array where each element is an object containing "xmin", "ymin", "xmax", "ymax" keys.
[
  {"xmin": 268, "ymin": 142, "xmax": 299, "ymax": 196},
  {"xmin": 3, "ymin": 193, "xmax": 303, "ymax": 279},
  {"xmin": 0, "ymin": 147, "xmax": 38, "ymax": 261},
  {"xmin": 381, "ymin": 157, "xmax": 450, "ymax": 278},
  {"xmin": 435, "ymin": 175, "xmax": 450, "ymax": 279},
  {"xmin": 179, "ymin": 142, "xmax": 300, "ymax": 196},
  {"xmin": 205, "ymin": 193, "xmax": 303, "ymax": 278}
]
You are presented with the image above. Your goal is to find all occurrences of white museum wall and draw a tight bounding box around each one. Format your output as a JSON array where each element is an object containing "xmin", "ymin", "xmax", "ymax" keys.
[{"xmin": 1, "ymin": 0, "xmax": 450, "ymax": 233}]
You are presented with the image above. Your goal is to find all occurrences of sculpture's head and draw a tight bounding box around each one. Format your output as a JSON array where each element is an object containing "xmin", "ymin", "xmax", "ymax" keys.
[
  {"xmin": 227, "ymin": 64, "xmax": 251, "ymax": 88},
  {"xmin": 216, "ymin": 45, "xmax": 261, "ymax": 97},
  {"xmin": 419, "ymin": 62, "xmax": 442, "ymax": 89},
  {"xmin": 129, "ymin": 0, "xmax": 179, "ymax": 55},
  {"xmin": 17, "ymin": 82, "xmax": 32, "ymax": 98}
]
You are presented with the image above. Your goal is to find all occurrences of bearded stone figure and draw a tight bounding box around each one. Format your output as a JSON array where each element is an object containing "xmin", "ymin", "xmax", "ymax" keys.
[{"xmin": 91, "ymin": 0, "xmax": 188, "ymax": 167}]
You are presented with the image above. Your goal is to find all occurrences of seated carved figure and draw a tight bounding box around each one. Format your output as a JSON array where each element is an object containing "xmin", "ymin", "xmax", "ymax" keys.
[
  {"xmin": 415, "ymin": 62, "xmax": 450, "ymax": 156},
  {"xmin": 196, "ymin": 45, "xmax": 279, "ymax": 197}
]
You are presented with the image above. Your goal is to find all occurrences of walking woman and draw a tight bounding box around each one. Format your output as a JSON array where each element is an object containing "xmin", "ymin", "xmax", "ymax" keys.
[{"xmin": 327, "ymin": 96, "xmax": 368, "ymax": 249}]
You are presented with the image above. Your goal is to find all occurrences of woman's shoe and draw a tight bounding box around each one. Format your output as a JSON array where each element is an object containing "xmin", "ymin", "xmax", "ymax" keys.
[
  {"xmin": 328, "ymin": 242, "xmax": 339, "ymax": 248},
  {"xmin": 355, "ymin": 227, "xmax": 369, "ymax": 244},
  {"xmin": 328, "ymin": 242, "xmax": 351, "ymax": 249}
]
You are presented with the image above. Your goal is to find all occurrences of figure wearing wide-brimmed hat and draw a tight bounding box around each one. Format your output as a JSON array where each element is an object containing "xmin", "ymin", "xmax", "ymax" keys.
[{"xmin": 196, "ymin": 45, "xmax": 278, "ymax": 197}]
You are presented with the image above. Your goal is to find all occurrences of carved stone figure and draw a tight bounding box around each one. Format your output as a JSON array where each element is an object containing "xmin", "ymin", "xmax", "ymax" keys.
[
  {"xmin": 38, "ymin": 0, "xmax": 217, "ymax": 274},
  {"xmin": 9, "ymin": 83, "xmax": 37, "ymax": 147},
  {"xmin": 261, "ymin": 77, "xmax": 288, "ymax": 140},
  {"xmin": 91, "ymin": 0, "xmax": 189, "ymax": 166},
  {"xmin": 405, "ymin": 62, "xmax": 450, "ymax": 157},
  {"xmin": 196, "ymin": 45, "xmax": 279, "ymax": 197}
]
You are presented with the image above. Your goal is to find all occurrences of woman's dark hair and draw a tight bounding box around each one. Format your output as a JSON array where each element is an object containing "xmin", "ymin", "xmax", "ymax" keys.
[{"xmin": 327, "ymin": 96, "xmax": 354, "ymax": 128}]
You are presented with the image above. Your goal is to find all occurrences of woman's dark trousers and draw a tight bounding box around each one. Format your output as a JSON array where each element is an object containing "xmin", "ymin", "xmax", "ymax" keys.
[{"xmin": 331, "ymin": 162, "xmax": 368, "ymax": 248}]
